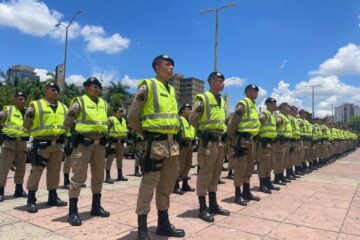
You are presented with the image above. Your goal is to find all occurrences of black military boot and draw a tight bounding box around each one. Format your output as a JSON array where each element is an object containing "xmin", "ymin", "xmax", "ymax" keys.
[
  {"xmin": 137, "ymin": 214, "xmax": 150, "ymax": 240},
  {"xmin": 104, "ymin": 170, "xmax": 114, "ymax": 184},
  {"xmin": 134, "ymin": 166, "xmax": 142, "ymax": 177},
  {"xmin": 156, "ymin": 210, "xmax": 185, "ymax": 238},
  {"xmin": 181, "ymin": 178, "xmax": 195, "ymax": 192},
  {"xmin": 117, "ymin": 168, "xmax": 128, "ymax": 181},
  {"xmin": 294, "ymin": 166, "xmax": 304, "ymax": 176},
  {"xmin": 198, "ymin": 196, "xmax": 214, "ymax": 222},
  {"xmin": 14, "ymin": 184, "xmax": 27, "ymax": 198},
  {"xmin": 266, "ymin": 177, "xmax": 280, "ymax": 191},
  {"xmin": 234, "ymin": 186, "xmax": 247, "ymax": 206},
  {"xmin": 302, "ymin": 162, "xmax": 311, "ymax": 173},
  {"xmin": 47, "ymin": 189, "xmax": 67, "ymax": 207},
  {"xmin": 63, "ymin": 173, "xmax": 70, "ymax": 189},
  {"xmin": 242, "ymin": 183, "xmax": 260, "ymax": 201},
  {"xmin": 208, "ymin": 192, "xmax": 230, "ymax": 216},
  {"xmin": 0, "ymin": 187, "xmax": 4, "ymax": 202},
  {"xmin": 259, "ymin": 178, "xmax": 271, "ymax": 194},
  {"xmin": 274, "ymin": 173, "xmax": 286, "ymax": 185},
  {"xmin": 155, "ymin": 210, "xmax": 185, "ymax": 238},
  {"xmin": 68, "ymin": 198, "xmax": 82, "ymax": 226},
  {"xmin": 281, "ymin": 172, "xmax": 291, "ymax": 183},
  {"xmin": 286, "ymin": 169, "xmax": 296, "ymax": 180},
  {"xmin": 172, "ymin": 180, "xmax": 184, "ymax": 195},
  {"xmin": 26, "ymin": 190, "xmax": 38, "ymax": 213},
  {"xmin": 227, "ymin": 170, "xmax": 234, "ymax": 179},
  {"xmin": 309, "ymin": 162, "xmax": 317, "ymax": 171},
  {"xmin": 90, "ymin": 193, "xmax": 110, "ymax": 217}
]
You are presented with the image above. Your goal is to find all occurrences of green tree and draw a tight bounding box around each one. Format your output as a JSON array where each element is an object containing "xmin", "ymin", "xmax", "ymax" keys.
[{"xmin": 346, "ymin": 116, "xmax": 360, "ymax": 133}]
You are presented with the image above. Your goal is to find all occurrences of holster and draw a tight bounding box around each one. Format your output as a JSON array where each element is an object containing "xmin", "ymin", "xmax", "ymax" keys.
[
  {"xmin": 105, "ymin": 141, "xmax": 117, "ymax": 157},
  {"xmin": 232, "ymin": 135, "xmax": 249, "ymax": 158},
  {"xmin": 140, "ymin": 132, "xmax": 166, "ymax": 174},
  {"xmin": 29, "ymin": 141, "xmax": 49, "ymax": 168},
  {"xmin": 199, "ymin": 131, "xmax": 221, "ymax": 148},
  {"xmin": 289, "ymin": 145, "xmax": 296, "ymax": 153},
  {"xmin": 64, "ymin": 137, "xmax": 73, "ymax": 157},
  {"xmin": 259, "ymin": 138, "xmax": 273, "ymax": 149}
]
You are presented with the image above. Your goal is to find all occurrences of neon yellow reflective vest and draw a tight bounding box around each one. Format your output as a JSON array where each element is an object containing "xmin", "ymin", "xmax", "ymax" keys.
[
  {"xmin": 276, "ymin": 113, "xmax": 292, "ymax": 138},
  {"xmin": 237, "ymin": 97, "xmax": 260, "ymax": 136},
  {"xmin": 298, "ymin": 118, "xmax": 306, "ymax": 137},
  {"xmin": 2, "ymin": 105, "xmax": 29, "ymax": 138},
  {"xmin": 196, "ymin": 91, "xmax": 226, "ymax": 132},
  {"xmin": 139, "ymin": 78, "xmax": 179, "ymax": 134},
  {"xmin": 259, "ymin": 110, "xmax": 277, "ymax": 139},
  {"xmin": 74, "ymin": 95, "xmax": 108, "ymax": 134},
  {"xmin": 312, "ymin": 123, "xmax": 322, "ymax": 140},
  {"xmin": 179, "ymin": 115, "xmax": 195, "ymax": 141},
  {"xmin": 321, "ymin": 124, "xmax": 330, "ymax": 140},
  {"xmin": 303, "ymin": 120, "xmax": 313, "ymax": 138},
  {"xmin": 109, "ymin": 116, "xmax": 128, "ymax": 138},
  {"xmin": 288, "ymin": 115, "xmax": 300, "ymax": 139},
  {"xmin": 30, "ymin": 99, "xmax": 67, "ymax": 137}
]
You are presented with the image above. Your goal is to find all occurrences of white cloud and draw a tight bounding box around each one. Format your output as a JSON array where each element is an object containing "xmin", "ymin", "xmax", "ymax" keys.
[
  {"xmin": 66, "ymin": 74, "xmax": 86, "ymax": 86},
  {"xmin": 310, "ymin": 43, "xmax": 360, "ymax": 76},
  {"xmin": 224, "ymin": 77, "xmax": 246, "ymax": 87},
  {"xmin": 0, "ymin": 0, "xmax": 61, "ymax": 36},
  {"xmin": 271, "ymin": 80, "xmax": 303, "ymax": 107},
  {"xmin": 258, "ymin": 86, "xmax": 267, "ymax": 98},
  {"xmin": 120, "ymin": 75, "xmax": 139, "ymax": 88},
  {"xmin": 34, "ymin": 68, "xmax": 50, "ymax": 81},
  {"xmin": 279, "ymin": 59, "xmax": 288, "ymax": 69},
  {"xmin": 81, "ymin": 25, "xmax": 130, "ymax": 54}
]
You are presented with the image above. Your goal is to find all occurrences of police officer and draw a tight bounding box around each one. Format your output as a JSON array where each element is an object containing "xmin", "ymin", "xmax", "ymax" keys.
[
  {"xmin": 175, "ymin": 103, "xmax": 195, "ymax": 193},
  {"xmin": 286, "ymin": 106, "xmax": 301, "ymax": 180},
  {"xmin": 0, "ymin": 92, "xmax": 29, "ymax": 202},
  {"xmin": 128, "ymin": 55, "xmax": 185, "ymax": 239},
  {"xmin": 105, "ymin": 107, "xmax": 128, "ymax": 183},
  {"xmin": 228, "ymin": 84, "xmax": 261, "ymax": 205},
  {"xmin": 257, "ymin": 97, "xmax": 279, "ymax": 194},
  {"xmin": 273, "ymin": 103, "xmax": 292, "ymax": 185},
  {"xmin": 23, "ymin": 83, "xmax": 68, "ymax": 213},
  {"xmin": 299, "ymin": 110, "xmax": 312, "ymax": 173},
  {"xmin": 190, "ymin": 71, "xmax": 230, "ymax": 222},
  {"xmin": 64, "ymin": 77, "xmax": 110, "ymax": 226},
  {"xmin": 63, "ymin": 131, "xmax": 72, "ymax": 189}
]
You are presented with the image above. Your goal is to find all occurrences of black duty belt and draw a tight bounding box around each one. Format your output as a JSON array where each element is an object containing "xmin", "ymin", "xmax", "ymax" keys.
[
  {"xmin": 259, "ymin": 137, "xmax": 275, "ymax": 144},
  {"xmin": 236, "ymin": 132, "xmax": 254, "ymax": 141},
  {"xmin": 3, "ymin": 135, "xmax": 29, "ymax": 141},
  {"xmin": 144, "ymin": 131, "xmax": 170, "ymax": 141}
]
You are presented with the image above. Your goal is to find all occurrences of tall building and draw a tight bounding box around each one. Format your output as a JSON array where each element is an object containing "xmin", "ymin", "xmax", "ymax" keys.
[
  {"xmin": 169, "ymin": 74, "xmax": 205, "ymax": 106},
  {"xmin": 7, "ymin": 65, "xmax": 40, "ymax": 86},
  {"xmin": 334, "ymin": 103, "xmax": 360, "ymax": 123}
]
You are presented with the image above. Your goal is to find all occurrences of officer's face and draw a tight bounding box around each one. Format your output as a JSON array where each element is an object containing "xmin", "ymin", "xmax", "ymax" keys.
[
  {"xmin": 116, "ymin": 111, "xmax": 124, "ymax": 118},
  {"xmin": 155, "ymin": 60, "xmax": 174, "ymax": 80},
  {"xmin": 246, "ymin": 89, "xmax": 259, "ymax": 100},
  {"xmin": 15, "ymin": 96, "xmax": 26, "ymax": 109},
  {"xmin": 44, "ymin": 87, "xmax": 59, "ymax": 101},
  {"xmin": 210, "ymin": 77, "xmax": 225, "ymax": 93},
  {"xmin": 267, "ymin": 102, "xmax": 276, "ymax": 111},
  {"xmin": 182, "ymin": 107, "xmax": 191, "ymax": 118},
  {"xmin": 86, "ymin": 84, "xmax": 101, "ymax": 97}
]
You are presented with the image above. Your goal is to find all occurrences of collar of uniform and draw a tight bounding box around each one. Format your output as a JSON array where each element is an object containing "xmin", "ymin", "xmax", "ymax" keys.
[
  {"xmin": 43, "ymin": 98, "xmax": 58, "ymax": 106},
  {"xmin": 244, "ymin": 97, "xmax": 256, "ymax": 105}
]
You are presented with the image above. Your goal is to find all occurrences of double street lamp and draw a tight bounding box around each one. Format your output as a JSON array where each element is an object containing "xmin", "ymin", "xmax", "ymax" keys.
[
  {"xmin": 55, "ymin": 10, "xmax": 83, "ymax": 89},
  {"xmin": 200, "ymin": 2, "xmax": 237, "ymax": 71}
]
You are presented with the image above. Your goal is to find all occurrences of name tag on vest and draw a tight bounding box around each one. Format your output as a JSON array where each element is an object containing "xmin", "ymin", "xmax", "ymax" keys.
[
  {"xmin": 209, "ymin": 104, "xmax": 218, "ymax": 107},
  {"xmin": 87, "ymin": 106, "xmax": 95, "ymax": 109},
  {"xmin": 160, "ymin": 93, "xmax": 168, "ymax": 97}
]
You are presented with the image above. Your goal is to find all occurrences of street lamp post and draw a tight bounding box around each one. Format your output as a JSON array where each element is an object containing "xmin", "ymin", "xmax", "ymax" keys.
[
  {"xmin": 55, "ymin": 10, "xmax": 83, "ymax": 90},
  {"xmin": 304, "ymin": 84, "xmax": 322, "ymax": 118},
  {"xmin": 200, "ymin": 2, "xmax": 237, "ymax": 71}
]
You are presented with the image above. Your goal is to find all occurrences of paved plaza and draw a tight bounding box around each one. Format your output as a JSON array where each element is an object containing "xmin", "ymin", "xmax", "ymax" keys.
[{"xmin": 1, "ymin": 149, "xmax": 360, "ymax": 240}]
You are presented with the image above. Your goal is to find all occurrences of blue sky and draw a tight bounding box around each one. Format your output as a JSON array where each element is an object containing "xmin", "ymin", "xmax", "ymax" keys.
[{"xmin": 1, "ymin": 0, "xmax": 360, "ymax": 116}]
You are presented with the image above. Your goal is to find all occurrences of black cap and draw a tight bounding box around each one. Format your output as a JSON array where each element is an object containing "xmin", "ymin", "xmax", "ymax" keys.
[
  {"xmin": 114, "ymin": 107, "xmax": 124, "ymax": 113},
  {"xmin": 265, "ymin": 97, "xmax": 276, "ymax": 104},
  {"xmin": 179, "ymin": 103, "xmax": 192, "ymax": 114},
  {"xmin": 14, "ymin": 91, "xmax": 27, "ymax": 99},
  {"xmin": 83, "ymin": 77, "xmax": 102, "ymax": 89},
  {"xmin": 208, "ymin": 71, "xmax": 225, "ymax": 82},
  {"xmin": 279, "ymin": 102, "xmax": 290, "ymax": 109},
  {"xmin": 245, "ymin": 84, "xmax": 259, "ymax": 92},
  {"xmin": 45, "ymin": 82, "xmax": 60, "ymax": 92},
  {"xmin": 290, "ymin": 105, "xmax": 298, "ymax": 110},
  {"xmin": 152, "ymin": 54, "xmax": 174, "ymax": 70}
]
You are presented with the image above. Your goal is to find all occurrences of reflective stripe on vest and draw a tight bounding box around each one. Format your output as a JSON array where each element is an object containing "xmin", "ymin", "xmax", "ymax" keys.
[
  {"xmin": 74, "ymin": 95, "xmax": 108, "ymax": 134},
  {"xmin": 259, "ymin": 110, "xmax": 277, "ymax": 138},
  {"xmin": 30, "ymin": 99, "xmax": 67, "ymax": 137},
  {"xmin": 139, "ymin": 78, "xmax": 179, "ymax": 134},
  {"xmin": 180, "ymin": 115, "xmax": 195, "ymax": 141},
  {"xmin": 196, "ymin": 91, "xmax": 226, "ymax": 132},
  {"xmin": 109, "ymin": 116, "xmax": 128, "ymax": 138},
  {"xmin": 288, "ymin": 115, "xmax": 300, "ymax": 139},
  {"xmin": 237, "ymin": 97, "xmax": 260, "ymax": 136},
  {"xmin": 312, "ymin": 123, "xmax": 322, "ymax": 140},
  {"xmin": 2, "ymin": 105, "xmax": 29, "ymax": 138},
  {"xmin": 277, "ymin": 113, "xmax": 292, "ymax": 138}
]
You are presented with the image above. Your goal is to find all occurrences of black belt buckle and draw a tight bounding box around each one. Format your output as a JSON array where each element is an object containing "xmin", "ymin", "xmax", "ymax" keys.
[{"xmin": 82, "ymin": 137, "xmax": 94, "ymax": 146}]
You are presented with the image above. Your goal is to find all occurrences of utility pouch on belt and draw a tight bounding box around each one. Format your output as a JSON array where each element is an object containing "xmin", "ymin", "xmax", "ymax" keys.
[
  {"xmin": 29, "ymin": 141, "xmax": 49, "ymax": 168},
  {"xmin": 140, "ymin": 132, "xmax": 166, "ymax": 174},
  {"xmin": 199, "ymin": 131, "xmax": 220, "ymax": 148},
  {"xmin": 232, "ymin": 136, "xmax": 249, "ymax": 158}
]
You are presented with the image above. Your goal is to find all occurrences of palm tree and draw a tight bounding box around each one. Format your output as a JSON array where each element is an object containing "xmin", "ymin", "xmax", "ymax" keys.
[{"xmin": 105, "ymin": 80, "xmax": 129, "ymax": 103}]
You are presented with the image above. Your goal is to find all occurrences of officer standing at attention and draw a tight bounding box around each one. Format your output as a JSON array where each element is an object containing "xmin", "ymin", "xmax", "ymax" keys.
[
  {"xmin": 189, "ymin": 71, "xmax": 230, "ymax": 223},
  {"xmin": 174, "ymin": 103, "xmax": 195, "ymax": 194},
  {"xmin": 23, "ymin": 83, "xmax": 68, "ymax": 213},
  {"xmin": 128, "ymin": 55, "xmax": 185, "ymax": 240},
  {"xmin": 62, "ymin": 130, "xmax": 72, "ymax": 189},
  {"xmin": 228, "ymin": 84, "xmax": 261, "ymax": 205},
  {"xmin": 256, "ymin": 97, "xmax": 280, "ymax": 194},
  {"xmin": 0, "ymin": 92, "xmax": 29, "ymax": 202},
  {"xmin": 64, "ymin": 77, "xmax": 110, "ymax": 226},
  {"xmin": 105, "ymin": 107, "xmax": 128, "ymax": 183}
]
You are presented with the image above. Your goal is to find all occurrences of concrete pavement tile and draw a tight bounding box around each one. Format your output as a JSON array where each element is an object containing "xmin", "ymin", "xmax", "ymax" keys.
[
  {"xmin": 0, "ymin": 221, "xmax": 51, "ymax": 239},
  {"xmin": 268, "ymin": 223, "xmax": 338, "ymax": 240},
  {"xmin": 350, "ymin": 200, "xmax": 360, "ymax": 210},
  {"xmin": 109, "ymin": 208, "xmax": 157, "ymax": 228},
  {"xmin": 338, "ymin": 233, "xmax": 360, "ymax": 240},
  {"xmin": 55, "ymin": 218, "xmax": 133, "ymax": 240},
  {"xmin": 0, "ymin": 212, "xmax": 20, "ymax": 226},
  {"xmin": 284, "ymin": 207, "xmax": 347, "ymax": 231},
  {"xmin": 341, "ymin": 209, "xmax": 360, "ymax": 235},
  {"xmin": 193, "ymin": 225, "xmax": 262, "ymax": 240},
  {"xmin": 29, "ymin": 211, "xmax": 74, "ymax": 231},
  {"xmin": 103, "ymin": 192, "xmax": 137, "ymax": 207},
  {"xmin": 6, "ymin": 203, "xmax": 67, "ymax": 221},
  {"xmin": 164, "ymin": 215, "xmax": 213, "ymax": 237},
  {"xmin": 33, "ymin": 232, "xmax": 72, "ymax": 240},
  {"xmin": 216, "ymin": 213, "xmax": 280, "ymax": 236},
  {"xmin": 304, "ymin": 198, "xmax": 350, "ymax": 210}
]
